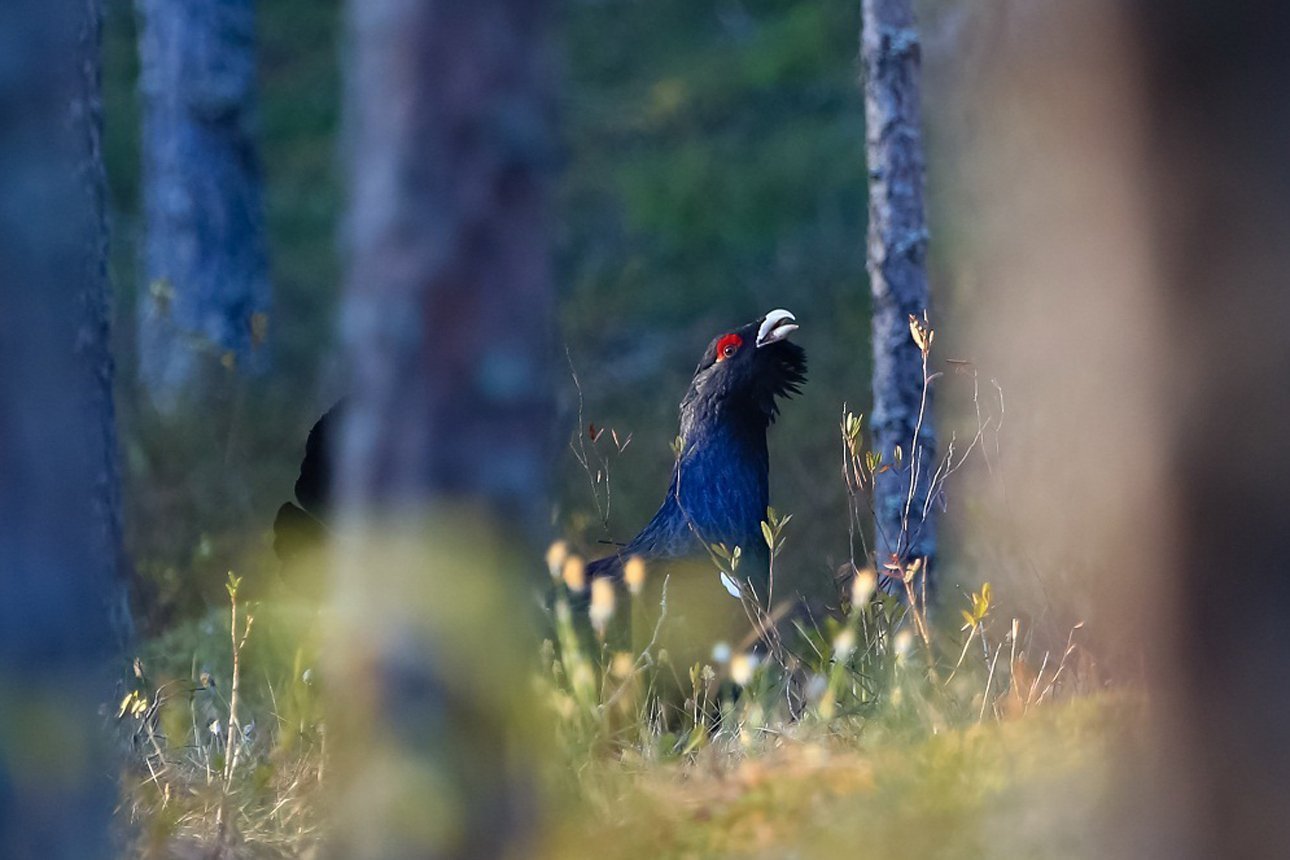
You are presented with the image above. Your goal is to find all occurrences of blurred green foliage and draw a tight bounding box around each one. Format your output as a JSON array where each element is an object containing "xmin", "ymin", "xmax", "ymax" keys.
[
  {"xmin": 555, "ymin": 0, "xmax": 874, "ymax": 607},
  {"xmin": 103, "ymin": 0, "xmax": 874, "ymax": 622}
]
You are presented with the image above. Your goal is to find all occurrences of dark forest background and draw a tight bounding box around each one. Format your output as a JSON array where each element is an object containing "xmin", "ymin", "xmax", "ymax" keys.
[{"xmin": 102, "ymin": 0, "xmax": 886, "ymax": 624}]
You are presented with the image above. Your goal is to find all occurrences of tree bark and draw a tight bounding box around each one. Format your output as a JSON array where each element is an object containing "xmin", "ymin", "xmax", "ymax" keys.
[
  {"xmin": 135, "ymin": 0, "xmax": 270, "ymax": 410},
  {"xmin": 861, "ymin": 0, "xmax": 936, "ymax": 581},
  {"xmin": 326, "ymin": 1, "xmax": 556, "ymax": 857},
  {"xmin": 0, "ymin": 0, "xmax": 129, "ymax": 855}
]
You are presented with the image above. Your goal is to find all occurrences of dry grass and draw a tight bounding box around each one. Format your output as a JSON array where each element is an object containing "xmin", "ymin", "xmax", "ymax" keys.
[{"xmin": 546, "ymin": 693, "xmax": 1140, "ymax": 860}]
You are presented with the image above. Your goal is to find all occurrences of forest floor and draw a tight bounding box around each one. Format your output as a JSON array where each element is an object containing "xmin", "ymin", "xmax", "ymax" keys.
[
  {"xmin": 546, "ymin": 694, "xmax": 1142, "ymax": 860},
  {"xmin": 121, "ymin": 590, "xmax": 1144, "ymax": 860}
]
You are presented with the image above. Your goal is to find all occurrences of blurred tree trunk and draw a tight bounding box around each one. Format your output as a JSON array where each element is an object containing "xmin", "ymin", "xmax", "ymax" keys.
[
  {"xmin": 861, "ymin": 0, "xmax": 936, "ymax": 583},
  {"xmin": 954, "ymin": 0, "xmax": 1290, "ymax": 852},
  {"xmin": 0, "ymin": 0, "xmax": 130, "ymax": 855},
  {"xmin": 135, "ymin": 0, "xmax": 270, "ymax": 411},
  {"xmin": 327, "ymin": 1, "xmax": 556, "ymax": 857},
  {"xmin": 1129, "ymin": 4, "xmax": 1290, "ymax": 856}
]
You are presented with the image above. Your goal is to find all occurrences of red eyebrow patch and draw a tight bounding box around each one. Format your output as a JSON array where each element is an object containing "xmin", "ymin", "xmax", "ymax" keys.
[{"xmin": 715, "ymin": 333, "xmax": 743, "ymax": 361}]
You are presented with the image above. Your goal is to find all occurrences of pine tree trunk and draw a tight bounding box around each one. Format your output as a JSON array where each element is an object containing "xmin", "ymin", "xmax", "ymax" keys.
[
  {"xmin": 326, "ymin": 1, "xmax": 555, "ymax": 857},
  {"xmin": 861, "ymin": 0, "xmax": 936, "ymax": 582},
  {"xmin": 135, "ymin": 0, "xmax": 270, "ymax": 410},
  {"xmin": 0, "ymin": 0, "xmax": 129, "ymax": 854}
]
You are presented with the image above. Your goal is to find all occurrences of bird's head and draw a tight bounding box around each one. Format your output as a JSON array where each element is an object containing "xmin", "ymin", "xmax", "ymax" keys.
[{"xmin": 682, "ymin": 309, "xmax": 807, "ymax": 428}]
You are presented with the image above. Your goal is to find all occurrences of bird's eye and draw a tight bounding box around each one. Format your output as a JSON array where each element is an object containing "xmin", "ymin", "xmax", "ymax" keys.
[{"xmin": 715, "ymin": 333, "xmax": 743, "ymax": 362}]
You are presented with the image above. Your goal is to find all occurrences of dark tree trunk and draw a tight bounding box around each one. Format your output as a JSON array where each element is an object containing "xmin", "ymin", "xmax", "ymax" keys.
[
  {"xmin": 1129, "ymin": 4, "xmax": 1290, "ymax": 856},
  {"xmin": 135, "ymin": 0, "xmax": 270, "ymax": 410},
  {"xmin": 326, "ymin": 1, "xmax": 556, "ymax": 857},
  {"xmin": 338, "ymin": 1, "xmax": 555, "ymax": 526},
  {"xmin": 0, "ymin": 0, "xmax": 129, "ymax": 855},
  {"xmin": 861, "ymin": 0, "xmax": 936, "ymax": 582}
]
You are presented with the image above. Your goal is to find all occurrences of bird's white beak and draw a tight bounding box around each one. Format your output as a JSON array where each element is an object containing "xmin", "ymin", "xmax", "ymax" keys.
[{"xmin": 756, "ymin": 309, "xmax": 798, "ymax": 347}]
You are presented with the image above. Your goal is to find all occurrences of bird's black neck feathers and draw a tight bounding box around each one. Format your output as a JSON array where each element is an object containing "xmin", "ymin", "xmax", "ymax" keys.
[{"xmin": 608, "ymin": 336, "xmax": 806, "ymax": 588}]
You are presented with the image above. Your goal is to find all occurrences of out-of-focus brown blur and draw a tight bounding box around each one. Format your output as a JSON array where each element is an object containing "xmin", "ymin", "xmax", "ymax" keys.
[
  {"xmin": 945, "ymin": 1, "xmax": 1290, "ymax": 855},
  {"xmin": 943, "ymin": 0, "xmax": 1172, "ymax": 664}
]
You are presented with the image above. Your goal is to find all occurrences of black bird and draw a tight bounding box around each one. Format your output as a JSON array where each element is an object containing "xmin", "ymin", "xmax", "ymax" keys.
[
  {"xmin": 275, "ymin": 310, "xmax": 805, "ymax": 604},
  {"xmin": 585, "ymin": 309, "xmax": 805, "ymax": 602},
  {"xmin": 273, "ymin": 402, "xmax": 343, "ymax": 576}
]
